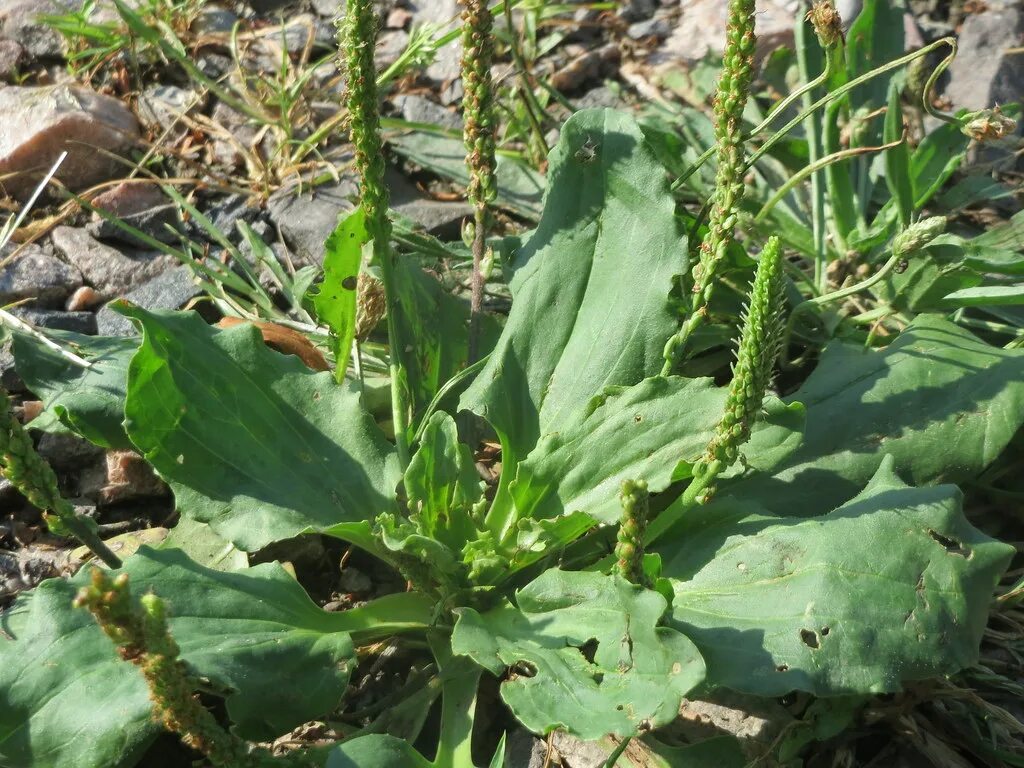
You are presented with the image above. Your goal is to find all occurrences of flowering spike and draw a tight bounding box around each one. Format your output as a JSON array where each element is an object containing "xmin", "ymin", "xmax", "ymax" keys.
[
  {"xmin": 615, "ymin": 479, "xmax": 649, "ymax": 585},
  {"xmin": 663, "ymin": 0, "xmax": 757, "ymax": 372},
  {"xmin": 696, "ymin": 236, "xmax": 785, "ymax": 482},
  {"xmin": 75, "ymin": 571, "xmax": 264, "ymax": 767},
  {"xmin": 460, "ymin": 0, "xmax": 498, "ymax": 363},
  {"xmin": 0, "ymin": 389, "xmax": 120, "ymax": 567},
  {"xmin": 892, "ymin": 215, "xmax": 946, "ymax": 257},
  {"xmin": 807, "ymin": 0, "xmax": 844, "ymax": 49}
]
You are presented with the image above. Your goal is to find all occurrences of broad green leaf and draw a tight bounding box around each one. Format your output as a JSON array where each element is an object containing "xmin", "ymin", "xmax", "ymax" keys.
[
  {"xmin": 0, "ymin": 546, "xmax": 433, "ymax": 768},
  {"xmin": 511, "ymin": 377, "xmax": 758, "ymax": 525},
  {"xmin": 12, "ymin": 330, "xmax": 138, "ymax": 449},
  {"xmin": 451, "ymin": 569, "xmax": 705, "ymax": 739},
  {"xmin": 942, "ymin": 284, "xmax": 1024, "ymax": 308},
  {"xmin": 910, "ymin": 118, "xmax": 970, "ymax": 208},
  {"xmin": 633, "ymin": 736, "xmax": 746, "ymax": 768},
  {"xmin": 312, "ymin": 207, "xmax": 366, "ymax": 380},
  {"xmin": 327, "ymin": 734, "xmax": 433, "ymax": 768},
  {"xmin": 158, "ymin": 516, "xmax": 248, "ymax": 571},
  {"xmin": 884, "ymin": 80, "xmax": 913, "ymax": 227},
  {"xmin": 460, "ymin": 109, "xmax": 686, "ymax": 468},
  {"xmin": 664, "ymin": 459, "xmax": 1014, "ymax": 696},
  {"xmin": 845, "ymin": 0, "xmax": 905, "ymax": 145},
  {"xmin": 404, "ymin": 412, "xmax": 482, "ymax": 550},
  {"xmin": 718, "ymin": 315, "xmax": 1024, "ymax": 516},
  {"xmin": 119, "ymin": 306, "xmax": 401, "ymax": 552}
]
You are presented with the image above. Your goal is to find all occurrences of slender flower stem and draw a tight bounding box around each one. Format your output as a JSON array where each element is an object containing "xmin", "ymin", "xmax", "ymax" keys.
[
  {"xmin": 662, "ymin": 0, "xmax": 757, "ymax": 374},
  {"xmin": 0, "ymin": 389, "xmax": 120, "ymax": 567},
  {"xmin": 461, "ymin": 0, "xmax": 498, "ymax": 365},
  {"xmin": 340, "ymin": 0, "xmax": 411, "ymax": 467}
]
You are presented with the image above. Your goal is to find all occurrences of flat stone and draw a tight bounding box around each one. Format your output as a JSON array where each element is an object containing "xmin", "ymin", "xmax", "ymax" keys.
[
  {"xmin": 388, "ymin": 169, "xmax": 472, "ymax": 239},
  {"xmin": 649, "ymin": 0, "xmax": 800, "ymax": 65},
  {"xmin": 36, "ymin": 432, "xmax": 104, "ymax": 471},
  {"xmin": 0, "ymin": 84, "xmax": 140, "ymax": 200},
  {"xmin": 51, "ymin": 226, "xmax": 175, "ymax": 299},
  {"xmin": 95, "ymin": 265, "xmax": 202, "ymax": 336},
  {"xmin": 11, "ymin": 307, "xmax": 97, "ymax": 335},
  {"xmin": 393, "ymin": 94, "xmax": 462, "ymax": 131},
  {"xmin": 406, "ymin": 0, "xmax": 462, "ymax": 83},
  {"xmin": 0, "ymin": 0, "xmax": 77, "ymax": 60},
  {"xmin": 0, "ymin": 243, "xmax": 81, "ymax": 307},
  {"xmin": 945, "ymin": 4, "xmax": 1024, "ymax": 112},
  {"xmin": 136, "ymin": 84, "xmax": 200, "ymax": 134},
  {"xmin": 87, "ymin": 181, "xmax": 182, "ymax": 246},
  {"xmin": 0, "ymin": 38, "xmax": 23, "ymax": 80},
  {"xmin": 267, "ymin": 177, "xmax": 358, "ymax": 265}
]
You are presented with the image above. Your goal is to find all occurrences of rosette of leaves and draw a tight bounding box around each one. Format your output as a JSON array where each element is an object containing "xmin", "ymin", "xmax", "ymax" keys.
[{"xmin": 2, "ymin": 109, "xmax": 1022, "ymax": 768}]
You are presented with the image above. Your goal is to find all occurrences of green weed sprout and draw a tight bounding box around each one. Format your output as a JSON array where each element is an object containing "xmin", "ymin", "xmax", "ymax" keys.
[
  {"xmin": 0, "ymin": 389, "xmax": 120, "ymax": 568},
  {"xmin": 74, "ymin": 569, "xmax": 280, "ymax": 767},
  {"xmin": 662, "ymin": 0, "xmax": 757, "ymax": 373},
  {"xmin": 460, "ymin": 0, "xmax": 498, "ymax": 363},
  {"xmin": 340, "ymin": 0, "xmax": 412, "ymax": 467}
]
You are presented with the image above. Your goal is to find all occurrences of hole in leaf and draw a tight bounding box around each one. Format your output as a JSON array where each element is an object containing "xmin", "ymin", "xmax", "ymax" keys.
[
  {"xmin": 579, "ymin": 638, "xmax": 599, "ymax": 665},
  {"xmin": 510, "ymin": 661, "xmax": 537, "ymax": 679},
  {"xmin": 776, "ymin": 664, "xmax": 789, "ymax": 672},
  {"xmin": 820, "ymin": 626, "xmax": 830, "ymax": 637},
  {"xmin": 634, "ymin": 414, "xmax": 642, "ymax": 423},
  {"xmin": 927, "ymin": 530, "xmax": 970, "ymax": 558},
  {"xmin": 800, "ymin": 629, "xmax": 820, "ymax": 649}
]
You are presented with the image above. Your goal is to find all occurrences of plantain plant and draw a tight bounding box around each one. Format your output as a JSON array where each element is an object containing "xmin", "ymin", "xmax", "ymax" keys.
[{"xmin": 1, "ymin": 1, "xmax": 1023, "ymax": 767}]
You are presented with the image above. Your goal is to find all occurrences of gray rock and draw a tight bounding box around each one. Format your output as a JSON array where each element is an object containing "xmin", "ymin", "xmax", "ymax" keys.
[
  {"xmin": 406, "ymin": 0, "xmax": 462, "ymax": 83},
  {"xmin": 312, "ymin": 0, "xmax": 344, "ymax": 16},
  {"xmin": 0, "ymin": 84, "xmax": 140, "ymax": 200},
  {"xmin": 0, "ymin": 38, "xmax": 23, "ymax": 79},
  {"xmin": 191, "ymin": 5, "xmax": 239, "ymax": 34},
  {"xmin": 575, "ymin": 84, "xmax": 628, "ymax": 111},
  {"xmin": 11, "ymin": 307, "xmax": 97, "ymax": 335},
  {"xmin": 650, "ymin": 0, "xmax": 799, "ymax": 65},
  {"xmin": 627, "ymin": 15, "xmax": 671, "ymax": 41},
  {"xmin": 338, "ymin": 567, "xmax": 372, "ymax": 594},
  {"xmin": 945, "ymin": 4, "xmax": 1024, "ymax": 112},
  {"xmin": 393, "ymin": 93, "xmax": 462, "ymax": 131},
  {"xmin": 0, "ymin": 345, "xmax": 24, "ymax": 392},
  {"xmin": 0, "ymin": 0, "xmax": 77, "ymax": 60},
  {"xmin": 51, "ymin": 226, "xmax": 175, "ymax": 299},
  {"xmin": 96, "ymin": 266, "xmax": 203, "ymax": 336},
  {"xmin": 137, "ymin": 84, "xmax": 200, "ymax": 133},
  {"xmin": 388, "ymin": 169, "xmax": 472, "ymax": 239},
  {"xmin": 87, "ymin": 181, "xmax": 182, "ymax": 246},
  {"xmin": 504, "ymin": 730, "xmax": 546, "ymax": 768},
  {"xmin": 247, "ymin": 0, "xmax": 295, "ymax": 12},
  {"xmin": 36, "ymin": 432, "xmax": 104, "ymax": 471},
  {"xmin": 0, "ymin": 243, "xmax": 81, "ymax": 307},
  {"xmin": 267, "ymin": 177, "xmax": 358, "ymax": 265},
  {"xmin": 617, "ymin": 0, "xmax": 656, "ymax": 22}
]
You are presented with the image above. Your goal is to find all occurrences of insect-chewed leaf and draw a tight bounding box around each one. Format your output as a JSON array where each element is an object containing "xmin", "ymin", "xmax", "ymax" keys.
[
  {"xmin": 118, "ymin": 305, "xmax": 401, "ymax": 552},
  {"xmin": 311, "ymin": 207, "xmax": 366, "ymax": 378},
  {"xmin": 451, "ymin": 569, "xmax": 705, "ymax": 739},
  {"xmin": 663, "ymin": 457, "xmax": 1014, "ymax": 697}
]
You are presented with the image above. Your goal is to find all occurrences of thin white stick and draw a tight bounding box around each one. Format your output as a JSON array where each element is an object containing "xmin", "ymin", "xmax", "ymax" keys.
[{"xmin": 0, "ymin": 309, "xmax": 92, "ymax": 368}]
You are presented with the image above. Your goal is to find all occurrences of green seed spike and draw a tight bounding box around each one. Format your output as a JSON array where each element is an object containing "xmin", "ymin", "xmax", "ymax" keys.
[
  {"xmin": 694, "ymin": 236, "xmax": 785, "ymax": 489},
  {"xmin": 662, "ymin": 0, "xmax": 757, "ymax": 373},
  {"xmin": 891, "ymin": 215, "xmax": 946, "ymax": 257},
  {"xmin": 460, "ymin": 0, "xmax": 498, "ymax": 363},
  {"xmin": 338, "ymin": 0, "xmax": 412, "ymax": 468},
  {"xmin": 75, "ymin": 571, "xmax": 265, "ymax": 767},
  {"xmin": 614, "ymin": 479, "xmax": 649, "ymax": 586},
  {"xmin": 0, "ymin": 389, "xmax": 120, "ymax": 567}
]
